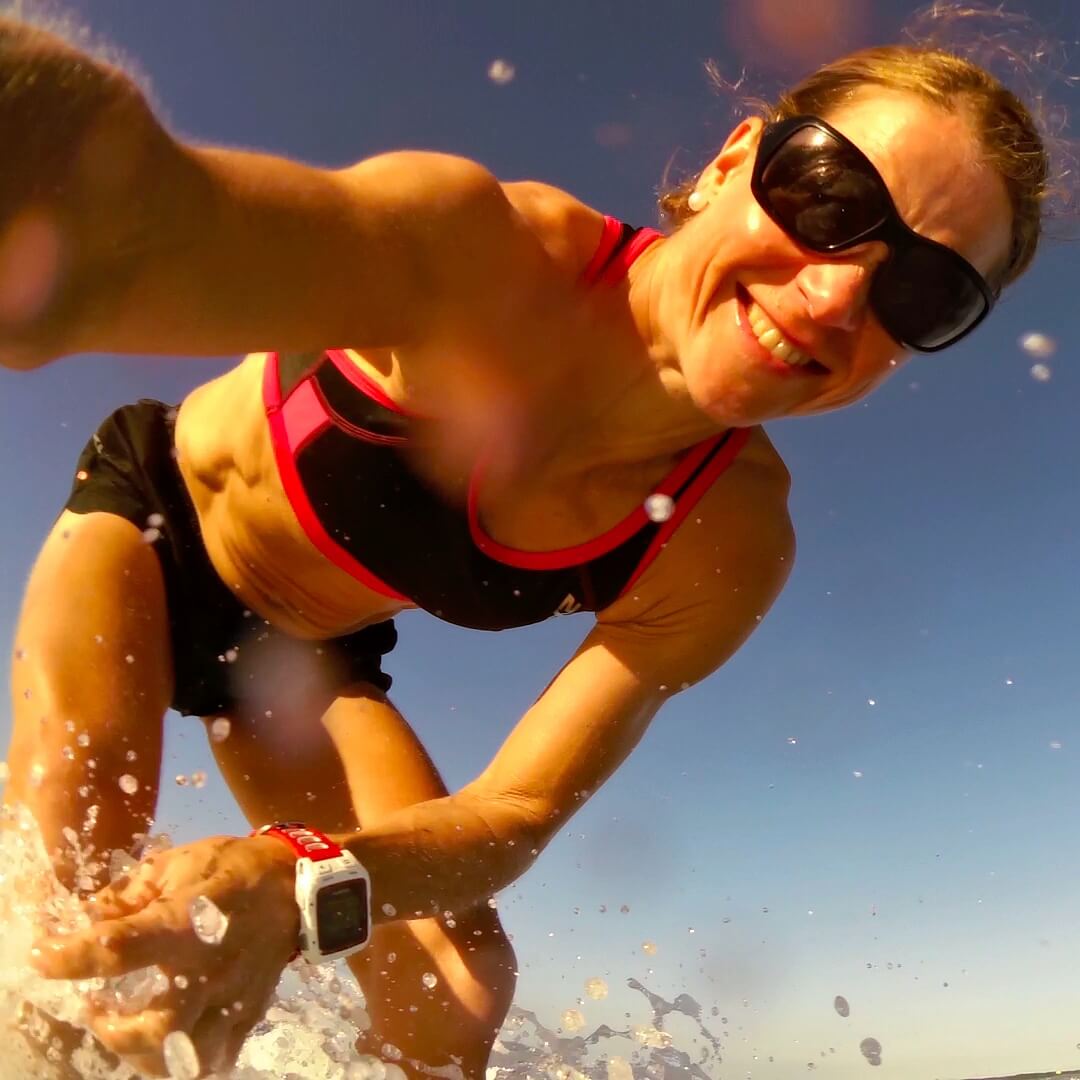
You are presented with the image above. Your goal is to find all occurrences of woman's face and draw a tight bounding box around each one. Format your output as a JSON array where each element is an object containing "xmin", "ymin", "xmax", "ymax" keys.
[{"xmin": 653, "ymin": 90, "xmax": 1014, "ymax": 427}]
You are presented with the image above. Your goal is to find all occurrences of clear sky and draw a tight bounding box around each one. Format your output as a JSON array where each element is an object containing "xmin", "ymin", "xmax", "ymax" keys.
[{"xmin": 1, "ymin": 1, "xmax": 1079, "ymax": 1077}]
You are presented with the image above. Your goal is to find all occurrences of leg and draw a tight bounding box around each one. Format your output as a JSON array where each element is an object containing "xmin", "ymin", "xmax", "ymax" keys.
[
  {"xmin": 207, "ymin": 679, "xmax": 516, "ymax": 1078},
  {"xmin": 3, "ymin": 509, "xmax": 173, "ymax": 1074}
]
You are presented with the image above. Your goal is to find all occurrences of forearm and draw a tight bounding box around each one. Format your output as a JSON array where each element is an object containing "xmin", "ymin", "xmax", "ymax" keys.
[
  {"xmin": 332, "ymin": 788, "xmax": 549, "ymax": 922},
  {"xmin": 0, "ymin": 18, "xmax": 176, "ymax": 366}
]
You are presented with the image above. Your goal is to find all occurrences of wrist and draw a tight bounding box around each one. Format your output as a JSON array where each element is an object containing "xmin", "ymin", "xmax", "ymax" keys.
[{"xmin": 252, "ymin": 823, "xmax": 371, "ymax": 965}]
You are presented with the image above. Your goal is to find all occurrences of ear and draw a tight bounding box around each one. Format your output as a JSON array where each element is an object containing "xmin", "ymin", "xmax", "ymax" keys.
[{"xmin": 694, "ymin": 116, "xmax": 765, "ymax": 200}]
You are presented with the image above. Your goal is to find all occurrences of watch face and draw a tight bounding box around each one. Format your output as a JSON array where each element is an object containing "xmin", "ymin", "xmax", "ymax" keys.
[{"xmin": 315, "ymin": 879, "xmax": 370, "ymax": 954}]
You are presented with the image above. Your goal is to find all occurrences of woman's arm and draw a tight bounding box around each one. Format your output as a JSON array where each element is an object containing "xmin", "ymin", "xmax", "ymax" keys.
[
  {"xmin": 0, "ymin": 18, "xmax": 523, "ymax": 368},
  {"xmin": 27, "ymin": 450, "xmax": 793, "ymax": 1075},
  {"xmin": 328, "ymin": 450, "xmax": 796, "ymax": 918}
]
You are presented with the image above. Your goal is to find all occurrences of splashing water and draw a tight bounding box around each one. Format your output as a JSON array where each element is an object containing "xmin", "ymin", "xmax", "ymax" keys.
[
  {"xmin": 642, "ymin": 494, "xmax": 674, "ymax": 523},
  {"xmin": 209, "ymin": 718, "xmax": 232, "ymax": 743},
  {"xmin": 1019, "ymin": 331, "xmax": 1056, "ymax": 358},
  {"xmin": 1, "ymin": 804, "xmax": 743, "ymax": 1079},
  {"xmin": 162, "ymin": 1031, "xmax": 200, "ymax": 1079},
  {"xmin": 188, "ymin": 895, "xmax": 230, "ymax": 946},
  {"xmin": 487, "ymin": 59, "xmax": 516, "ymax": 85}
]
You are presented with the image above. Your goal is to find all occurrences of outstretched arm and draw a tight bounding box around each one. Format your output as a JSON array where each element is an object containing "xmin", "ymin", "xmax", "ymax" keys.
[{"xmin": 0, "ymin": 18, "xmax": 524, "ymax": 368}]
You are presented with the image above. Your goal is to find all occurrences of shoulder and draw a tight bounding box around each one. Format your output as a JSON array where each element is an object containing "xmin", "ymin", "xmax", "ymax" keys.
[
  {"xmin": 499, "ymin": 180, "xmax": 608, "ymax": 279},
  {"xmin": 596, "ymin": 427, "xmax": 794, "ymax": 686},
  {"xmin": 338, "ymin": 154, "xmax": 606, "ymax": 287}
]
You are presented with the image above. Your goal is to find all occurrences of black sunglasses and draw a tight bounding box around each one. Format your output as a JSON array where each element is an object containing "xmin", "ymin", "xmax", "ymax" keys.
[{"xmin": 749, "ymin": 115, "xmax": 996, "ymax": 352}]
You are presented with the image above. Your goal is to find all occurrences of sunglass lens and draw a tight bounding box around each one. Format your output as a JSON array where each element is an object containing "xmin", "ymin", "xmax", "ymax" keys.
[
  {"xmin": 872, "ymin": 244, "xmax": 987, "ymax": 350},
  {"xmin": 759, "ymin": 127, "xmax": 891, "ymax": 248}
]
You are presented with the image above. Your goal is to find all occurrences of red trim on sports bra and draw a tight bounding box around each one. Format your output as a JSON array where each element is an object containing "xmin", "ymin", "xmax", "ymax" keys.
[
  {"xmin": 325, "ymin": 350, "xmax": 420, "ymax": 417},
  {"xmin": 467, "ymin": 433, "xmax": 729, "ymax": 570},
  {"xmin": 280, "ymin": 378, "xmax": 334, "ymax": 456},
  {"xmin": 580, "ymin": 215, "xmax": 625, "ymax": 286},
  {"xmin": 618, "ymin": 427, "xmax": 752, "ymax": 596},
  {"xmin": 596, "ymin": 227, "xmax": 662, "ymax": 287},
  {"xmin": 263, "ymin": 353, "xmax": 410, "ymax": 602}
]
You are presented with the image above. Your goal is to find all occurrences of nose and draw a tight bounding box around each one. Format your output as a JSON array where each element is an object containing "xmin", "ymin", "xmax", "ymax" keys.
[{"xmin": 796, "ymin": 243, "xmax": 888, "ymax": 332}]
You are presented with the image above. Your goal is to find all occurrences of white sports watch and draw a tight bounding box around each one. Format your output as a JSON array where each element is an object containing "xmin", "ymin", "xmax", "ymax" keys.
[{"xmin": 255, "ymin": 822, "xmax": 371, "ymax": 964}]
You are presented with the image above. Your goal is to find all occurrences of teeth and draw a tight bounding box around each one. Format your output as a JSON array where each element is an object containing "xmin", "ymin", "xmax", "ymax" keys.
[{"xmin": 747, "ymin": 301, "xmax": 814, "ymax": 366}]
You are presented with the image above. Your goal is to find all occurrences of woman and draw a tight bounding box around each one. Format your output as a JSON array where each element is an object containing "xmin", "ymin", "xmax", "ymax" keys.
[{"xmin": 0, "ymin": 12, "xmax": 1047, "ymax": 1079}]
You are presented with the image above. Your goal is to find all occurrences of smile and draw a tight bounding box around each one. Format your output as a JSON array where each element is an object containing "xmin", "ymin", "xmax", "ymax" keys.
[{"xmin": 735, "ymin": 286, "xmax": 828, "ymax": 375}]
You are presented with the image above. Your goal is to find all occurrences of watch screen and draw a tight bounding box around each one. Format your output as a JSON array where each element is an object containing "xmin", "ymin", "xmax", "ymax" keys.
[{"xmin": 315, "ymin": 879, "xmax": 370, "ymax": 954}]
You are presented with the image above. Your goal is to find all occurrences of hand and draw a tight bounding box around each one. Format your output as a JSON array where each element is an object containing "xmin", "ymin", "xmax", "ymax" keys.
[{"xmin": 28, "ymin": 833, "xmax": 300, "ymax": 1077}]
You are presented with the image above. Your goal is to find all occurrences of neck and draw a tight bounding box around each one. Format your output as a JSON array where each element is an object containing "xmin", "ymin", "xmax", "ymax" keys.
[{"xmin": 574, "ymin": 236, "xmax": 722, "ymax": 468}]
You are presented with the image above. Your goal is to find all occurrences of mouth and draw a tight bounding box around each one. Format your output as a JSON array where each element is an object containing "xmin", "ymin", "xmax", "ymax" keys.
[{"xmin": 735, "ymin": 285, "xmax": 829, "ymax": 377}]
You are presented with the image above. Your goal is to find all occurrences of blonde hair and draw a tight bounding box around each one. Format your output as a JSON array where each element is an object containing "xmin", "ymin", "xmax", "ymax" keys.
[{"xmin": 659, "ymin": 9, "xmax": 1065, "ymax": 293}]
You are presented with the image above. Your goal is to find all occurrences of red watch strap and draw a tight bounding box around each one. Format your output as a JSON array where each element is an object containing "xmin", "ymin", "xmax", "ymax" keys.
[{"xmin": 256, "ymin": 822, "xmax": 343, "ymax": 864}]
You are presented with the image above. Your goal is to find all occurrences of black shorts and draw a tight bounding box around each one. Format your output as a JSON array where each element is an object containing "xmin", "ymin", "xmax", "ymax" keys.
[{"xmin": 63, "ymin": 399, "xmax": 396, "ymax": 717}]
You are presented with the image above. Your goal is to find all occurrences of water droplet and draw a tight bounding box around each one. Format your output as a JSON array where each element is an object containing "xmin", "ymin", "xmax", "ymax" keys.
[
  {"xmin": 382, "ymin": 902, "xmax": 397, "ymax": 917},
  {"xmin": 125, "ymin": 749, "xmax": 137, "ymax": 761},
  {"xmin": 191, "ymin": 770, "xmax": 206, "ymax": 789},
  {"xmin": 1050, "ymin": 740, "xmax": 1063, "ymax": 750},
  {"xmin": 486, "ymin": 896, "xmax": 498, "ymax": 909},
  {"xmin": 109, "ymin": 849, "xmax": 137, "ymax": 880},
  {"xmin": 584, "ymin": 977, "xmax": 608, "ymax": 1000},
  {"xmin": 1030, "ymin": 362, "xmax": 1052, "ymax": 382},
  {"xmin": 76, "ymin": 733, "xmax": 90, "ymax": 748},
  {"xmin": 118, "ymin": 774, "xmax": 138, "ymax": 795},
  {"xmin": 859, "ymin": 1036, "xmax": 882, "ymax": 1066},
  {"xmin": 787, "ymin": 736, "xmax": 798, "ymax": 745},
  {"xmin": 641, "ymin": 941, "xmax": 657, "ymax": 955},
  {"xmin": 867, "ymin": 698, "xmax": 876, "ymax": 707},
  {"xmin": 147, "ymin": 513, "xmax": 164, "ymax": 528},
  {"xmin": 632, "ymin": 1025, "xmax": 672, "ymax": 1048},
  {"xmin": 487, "ymin": 58, "xmax": 516, "ymax": 84},
  {"xmin": 188, "ymin": 895, "xmax": 229, "ymax": 945},
  {"xmin": 175, "ymin": 774, "xmax": 189, "ymax": 787},
  {"xmin": 142, "ymin": 527, "xmax": 161, "ymax": 544},
  {"xmin": 209, "ymin": 718, "xmax": 231, "ymax": 743},
  {"xmin": 834, "ymin": 995, "xmax": 850, "ymax": 1018},
  {"xmin": 561, "ymin": 1008, "xmax": 585, "ymax": 1032},
  {"xmin": 643, "ymin": 493, "xmax": 674, "ymax": 522},
  {"xmin": 1020, "ymin": 331, "xmax": 1056, "ymax": 357},
  {"xmin": 421, "ymin": 971, "xmax": 438, "ymax": 989},
  {"xmin": 173, "ymin": 974, "xmax": 188, "ymax": 989},
  {"xmin": 162, "ymin": 1030, "xmax": 200, "ymax": 1079}
]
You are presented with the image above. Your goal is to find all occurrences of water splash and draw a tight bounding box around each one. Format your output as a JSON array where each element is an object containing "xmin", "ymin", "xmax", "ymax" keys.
[{"xmin": 0, "ymin": 805, "xmax": 737, "ymax": 1079}]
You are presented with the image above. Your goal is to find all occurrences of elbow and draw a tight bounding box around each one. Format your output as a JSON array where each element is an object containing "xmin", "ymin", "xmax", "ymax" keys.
[{"xmin": 458, "ymin": 783, "xmax": 558, "ymax": 882}]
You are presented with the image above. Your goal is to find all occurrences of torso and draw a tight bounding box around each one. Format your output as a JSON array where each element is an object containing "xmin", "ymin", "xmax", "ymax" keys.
[{"xmin": 174, "ymin": 185, "xmax": 788, "ymax": 640}]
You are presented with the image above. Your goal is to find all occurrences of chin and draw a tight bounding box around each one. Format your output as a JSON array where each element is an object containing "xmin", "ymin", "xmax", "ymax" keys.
[{"xmin": 690, "ymin": 380, "xmax": 772, "ymax": 428}]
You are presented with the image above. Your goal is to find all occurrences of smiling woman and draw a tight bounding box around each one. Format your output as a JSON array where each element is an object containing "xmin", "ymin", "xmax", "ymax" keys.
[{"xmin": 0, "ymin": 4, "xmax": 1061, "ymax": 1079}]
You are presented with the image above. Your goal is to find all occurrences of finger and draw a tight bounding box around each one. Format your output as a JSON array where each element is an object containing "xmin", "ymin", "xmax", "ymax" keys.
[
  {"xmin": 31, "ymin": 899, "xmax": 193, "ymax": 979},
  {"xmin": 84, "ymin": 864, "xmax": 163, "ymax": 921},
  {"xmin": 87, "ymin": 1004, "xmax": 194, "ymax": 1060}
]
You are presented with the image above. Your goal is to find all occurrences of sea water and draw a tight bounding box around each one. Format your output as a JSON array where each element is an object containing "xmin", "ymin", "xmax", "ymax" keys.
[{"xmin": 0, "ymin": 802, "xmax": 726, "ymax": 1079}]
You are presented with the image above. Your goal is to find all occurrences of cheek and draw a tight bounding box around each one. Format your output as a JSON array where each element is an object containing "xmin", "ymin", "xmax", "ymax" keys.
[{"xmin": 846, "ymin": 334, "xmax": 910, "ymax": 399}]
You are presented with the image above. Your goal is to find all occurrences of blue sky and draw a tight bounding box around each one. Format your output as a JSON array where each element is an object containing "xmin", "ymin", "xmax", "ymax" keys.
[{"xmin": 2, "ymin": 1, "xmax": 1079, "ymax": 1076}]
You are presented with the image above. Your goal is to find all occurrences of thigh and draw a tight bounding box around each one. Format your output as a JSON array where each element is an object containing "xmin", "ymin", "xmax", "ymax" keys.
[{"xmin": 5, "ymin": 509, "xmax": 172, "ymax": 890}]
